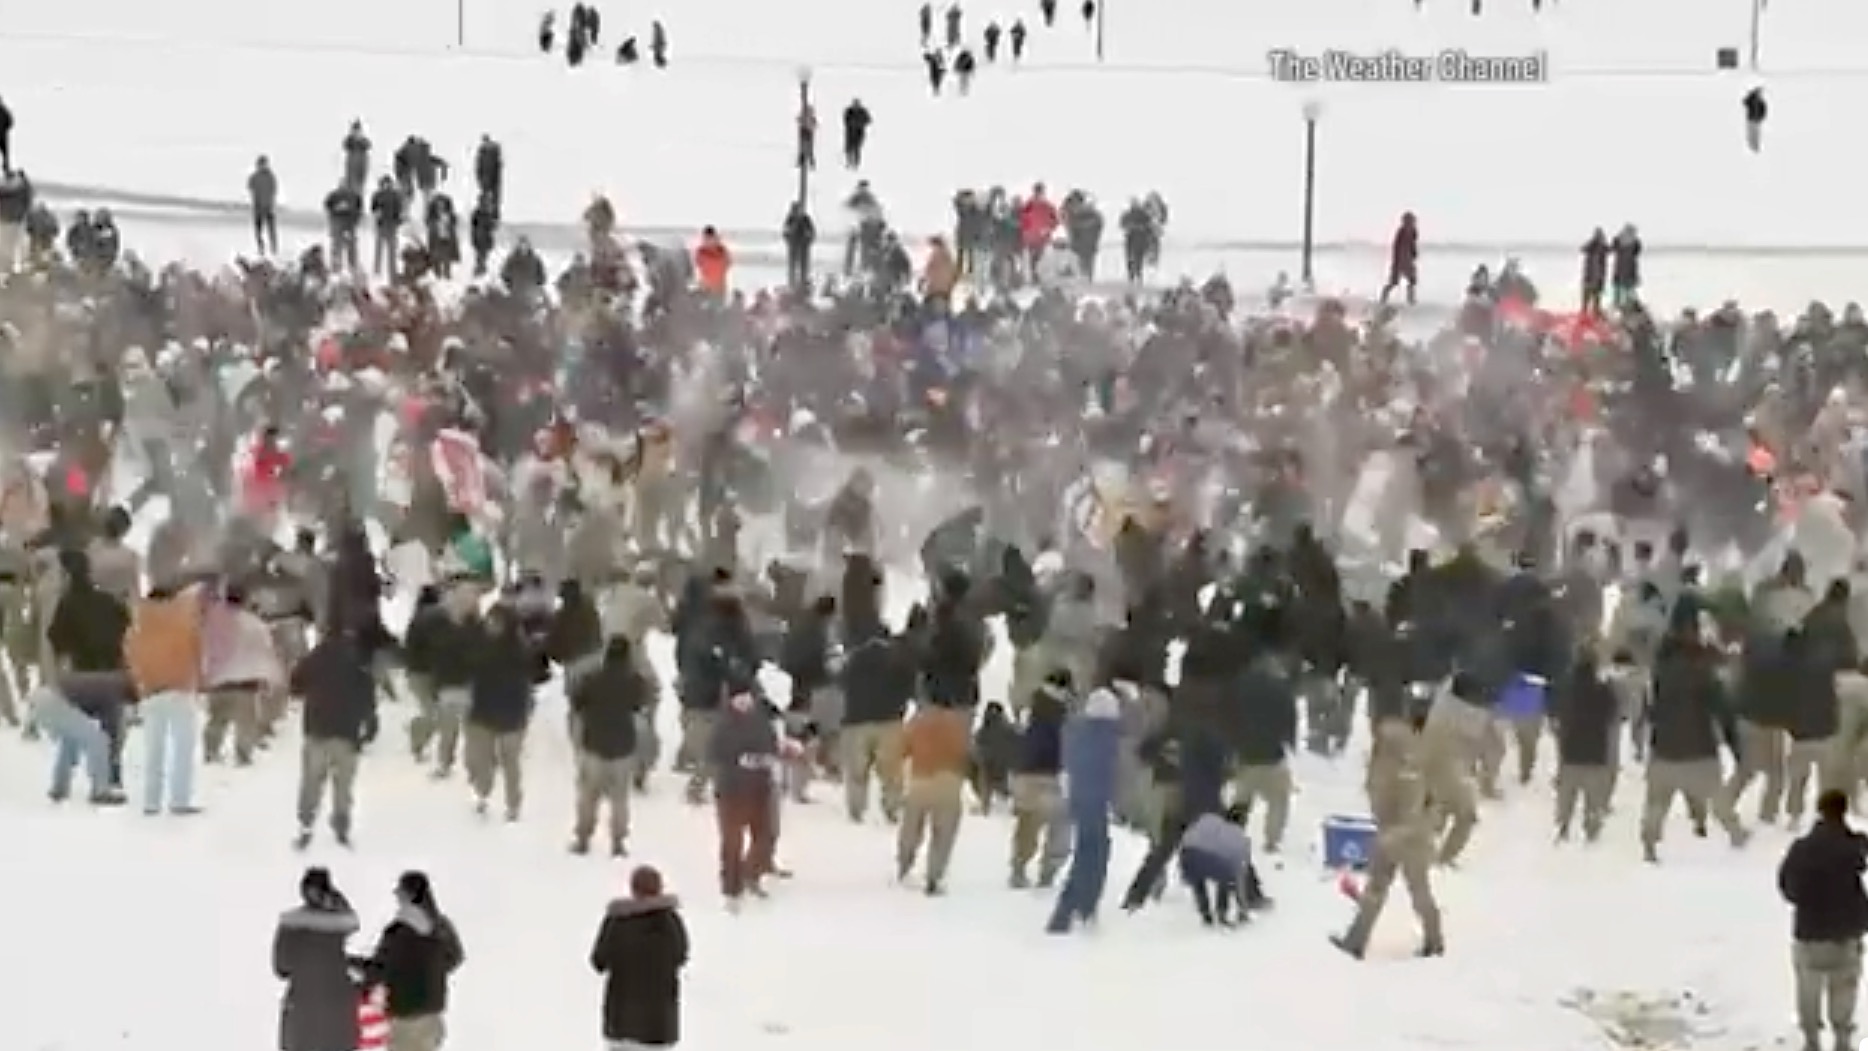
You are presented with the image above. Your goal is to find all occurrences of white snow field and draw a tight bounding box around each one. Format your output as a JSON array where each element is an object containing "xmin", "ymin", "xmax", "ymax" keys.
[
  {"xmin": 8, "ymin": 0, "xmax": 1868, "ymax": 305},
  {"xmin": 0, "ymin": 1, "xmax": 1849, "ymax": 1048}
]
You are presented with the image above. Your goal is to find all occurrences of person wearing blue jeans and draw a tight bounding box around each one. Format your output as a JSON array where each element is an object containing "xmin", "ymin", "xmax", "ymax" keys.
[
  {"xmin": 1048, "ymin": 682, "xmax": 1124, "ymax": 934},
  {"xmin": 33, "ymin": 687, "xmax": 122, "ymax": 805},
  {"xmin": 140, "ymin": 689, "xmax": 200, "ymax": 814}
]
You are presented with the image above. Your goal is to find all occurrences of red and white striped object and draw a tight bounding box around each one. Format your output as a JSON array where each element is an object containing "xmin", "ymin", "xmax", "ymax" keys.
[{"xmin": 357, "ymin": 989, "xmax": 389, "ymax": 1051}]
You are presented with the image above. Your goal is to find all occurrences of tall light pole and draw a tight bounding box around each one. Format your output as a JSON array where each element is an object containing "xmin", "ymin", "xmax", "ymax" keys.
[
  {"xmin": 795, "ymin": 67, "xmax": 814, "ymax": 208},
  {"xmin": 1300, "ymin": 99, "xmax": 1321, "ymax": 290},
  {"xmin": 1094, "ymin": 0, "xmax": 1106, "ymax": 61},
  {"xmin": 455, "ymin": 0, "xmax": 464, "ymax": 47},
  {"xmin": 1747, "ymin": 0, "xmax": 1765, "ymax": 70}
]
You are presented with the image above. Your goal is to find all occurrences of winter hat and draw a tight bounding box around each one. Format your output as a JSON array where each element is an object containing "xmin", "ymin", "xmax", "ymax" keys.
[
  {"xmin": 1082, "ymin": 687, "xmax": 1121, "ymax": 720},
  {"xmin": 629, "ymin": 864, "xmax": 665, "ymax": 899}
]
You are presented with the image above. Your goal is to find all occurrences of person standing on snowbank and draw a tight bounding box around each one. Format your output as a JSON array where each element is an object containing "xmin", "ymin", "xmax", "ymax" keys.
[
  {"xmin": 273, "ymin": 867, "xmax": 362, "ymax": 1051},
  {"xmin": 1047, "ymin": 679, "xmax": 1124, "ymax": 934},
  {"xmin": 591, "ymin": 865, "xmax": 690, "ymax": 1050},
  {"xmin": 363, "ymin": 871, "xmax": 466, "ymax": 1051}
]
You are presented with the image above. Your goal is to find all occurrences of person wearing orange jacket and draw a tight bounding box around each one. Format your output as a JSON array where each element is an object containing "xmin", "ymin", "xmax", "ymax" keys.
[
  {"xmin": 922, "ymin": 236, "xmax": 958, "ymax": 301},
  {"xmin": 695, "ymin": 226, "xmax": 731, "ymax": 296}
]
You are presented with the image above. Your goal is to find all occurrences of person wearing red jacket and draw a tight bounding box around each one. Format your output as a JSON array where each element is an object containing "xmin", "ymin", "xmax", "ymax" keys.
[
  {"xmin": 242, "ymin": 426, "xmax": 293, "ymax": 522},
  {"xmin": 1018, "ymin": 184, "xmax": 1059, "ymax": 276}
]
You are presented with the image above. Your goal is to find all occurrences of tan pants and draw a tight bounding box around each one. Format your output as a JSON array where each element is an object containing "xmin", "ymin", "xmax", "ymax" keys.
[
  {"xmin": 1830, "ymin": 672, "xmax": 1868, "ymax": 797},
  {"xmin": 896, "ymin": 771, "xmax": 964, "ymax": 885},
  {"xmin": 204, "ymin": 685, "xmax": 259, "ymax": 763},
  {"xmin": 1721, "ymin": 719, "xmax": 1788, "ymax": 822},
  {"xmin": 1643, "ymin": 757, "xmax": 1745, "ymax": 848},
  {"xmin": 574, "ymin": 752, "xmax": 634, "ymax": 846},
  {"xmin": 1008, "ymin": 772, "xmax": 1070, "ymax": 884},
  {"xmin": 1230, "ymin": 761, "xmax": 1292, "ymax": 852},
  {"xmin": 430, "ymin": 686, "xmax": 470, "ymax": 774},
  {"xmin": 1794, "ymin": 938, "xmax": 1862, "ymax": 1046},
  {"xmin": 387, "ymin": 1013, "xmax": 446, "ymax": 1051},
  {"xmin": 1501, "ymin": 714, "xmax": 1543, "ymax": 787},
  {"xmin": 296, "ymin": 737, "xmax": 359, "ymax": 834},
  {"xmin": 1786, "ymin": 737, "xmax": 1832, "ymax": 823},
  {"xmin": 840, "ymin": 721, "xmax": 905, "ymax": 821},
  {"xmin": 1554, "ymin": 763, "xmax": 1613, "ymax": 839},
  {"xmin": 0, "ymin": 222, "xmax": 20, "ymax": 275},
  {"xmin": 464, "ymin": 725, "xmax": 525, "ymax": 814},
  {"xmin": 1341, "ymin": 831, "xmax": 1443, "ymax": 951},
  {"xmin": 1421, "ymin": 692, "xmax": 1485, "ymax": 864}
]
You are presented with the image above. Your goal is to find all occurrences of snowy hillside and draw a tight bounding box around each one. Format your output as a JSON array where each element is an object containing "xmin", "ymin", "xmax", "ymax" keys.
[
  {"xmin": 8, "ymin": 0, "xmax": 1868, "ymax": 303},
  {"xmin": 0, "ymin": 1, "xmax": 1844, "ymax": 1047}
]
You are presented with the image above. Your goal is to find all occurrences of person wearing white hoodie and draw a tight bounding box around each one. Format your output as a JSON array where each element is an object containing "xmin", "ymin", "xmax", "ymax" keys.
[{"xmin": 201, "ymin": 583, "xmax": 284, "ymax": 765}]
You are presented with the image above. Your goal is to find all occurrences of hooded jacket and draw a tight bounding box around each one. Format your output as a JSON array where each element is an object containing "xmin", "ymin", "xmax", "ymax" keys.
[
  {"xmin": 590, "ymin": 895, "xmax": 689, "ymax": 1046},
  {"xmin": 366, "ymin": 902, "xmax": 465, "ymax": 1019}
]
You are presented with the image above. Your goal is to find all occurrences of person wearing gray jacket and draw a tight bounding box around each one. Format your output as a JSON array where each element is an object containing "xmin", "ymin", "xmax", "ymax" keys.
[
  {"xmin": 273, "ymin": 867, "xmax": 362, "ymax": 1051},
  {"xmin": 709, "ymin": 693, "xmax": 782, "ymax": 907}
]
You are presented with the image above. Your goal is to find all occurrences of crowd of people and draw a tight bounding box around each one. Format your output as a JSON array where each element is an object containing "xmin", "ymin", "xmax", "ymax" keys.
[{"xmin": 6, "ymin": 74, "xmax": 1868, "ymax": 1048}]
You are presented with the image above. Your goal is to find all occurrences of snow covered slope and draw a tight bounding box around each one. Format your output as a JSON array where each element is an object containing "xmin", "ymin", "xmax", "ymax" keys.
[{"xmin": 8, "ymin": 0, "xmax": 1868, "ymax": 280}]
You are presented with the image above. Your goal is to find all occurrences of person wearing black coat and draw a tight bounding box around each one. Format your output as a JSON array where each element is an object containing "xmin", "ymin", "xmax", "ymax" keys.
[
  {"xmin": 1777, "ymin": 789, "xmax": 1868, "ymax": 1050},
  {"xmin": 424, "ymin": 597, "xmax": 482, "ymax": 778},
  {"xmin": 1643, "ymin": 636, "xmax": 1748, "ymax": 861},
  {"xmin": 1229, "ymin": 652, "xmax": 1298, "ymax": 854},
  {"xmin": 1782, "ymin": 633, "xmax": 1840, "ymax": 827},
  {"xmin": 839, "ymin": 629, "xmax": 913, "ymax": 822},
  {"xmin": 401, "ymin": 586, "xmax": 447, "ymax": 760},
  {"xmin": 570, "ymin": 636, "xmax": 649, "ymax": 856},
  {"xmin": 365, "ymin": 871, "xmax": 465, "ymax": 1051},
  {"xmin": 591, "ymin": 865, "xmax": 689, "ymax": 1049},
  {"xmin": 290, "ymin": 630, "xmax": 378, "ymax": 849},
  {"xmin": 1552, "ymin": 651, "xmax": 1618, "ymax": 842},
  {"xmin": 467, "ymin": 607, "xmax": 535, "ymax": 820},
  {"xmin": 1009, "ymin": 674, "xmax": 1070, "ymax": 887}
]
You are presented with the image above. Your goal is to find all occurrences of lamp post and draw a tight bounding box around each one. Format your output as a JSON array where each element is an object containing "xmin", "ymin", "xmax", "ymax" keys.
[
  {"xmin": 1747, "ymin": 0, "xmax": 1764, "ymax": 70},
  {"xmin": 1095, "ymin": 0, "xmax": 1106, "ymax": 61},
  {"xmin": 1300, "ymin": 99, "xmax": 1321, "ymax": 290},
  {"xmin": 795, "ymin": 67, "xmax": 814, "ymax": 208},
  {"xmin": 455, "ymin": 0, "xmax": 465, "ymax": 48}
]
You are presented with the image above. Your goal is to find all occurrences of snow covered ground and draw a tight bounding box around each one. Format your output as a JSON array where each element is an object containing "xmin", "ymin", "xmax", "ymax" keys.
[
  {"xmin": 0, "ymin": 1, "xmax": 1842, "ymax": 1047},
  {"xmin": 0, "ymin": 615, "xmax": 1805, "ymax": 1051},
  {"xmin": 10, "ymin": 0, "xmax": 1868, "ymax": 306}
]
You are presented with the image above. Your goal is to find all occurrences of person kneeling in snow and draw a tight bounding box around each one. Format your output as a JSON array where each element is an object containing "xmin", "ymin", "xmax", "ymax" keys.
[{"xmin": 1177, "ymin": 804, "xmax": 1271, "ymax": 927}]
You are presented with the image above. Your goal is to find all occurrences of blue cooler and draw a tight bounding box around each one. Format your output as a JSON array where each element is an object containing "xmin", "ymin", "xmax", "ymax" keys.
[
  {"xmin": 1496, "ymin": 672, "xmax": 1549, "ymax": 720},
  {"xmin": 1323, "ymin": 815, "xmax": 1377, "ymax": 871}
]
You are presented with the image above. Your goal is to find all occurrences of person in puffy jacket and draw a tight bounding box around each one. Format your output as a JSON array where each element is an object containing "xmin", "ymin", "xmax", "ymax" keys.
[
  {"xmin": 363, "ymin": 871, "xmax": 465, "ymax": 1051},
  {"xmin": 124, "ymin": 583, "xmax": 203, "ymax": 815},
  {"xmin": 591, "ymin": 864, "xmax": 688, "ymax": 1049},
  {"xmin": 1047, "ymin": 680, "xmax": 1124, "ymax": 934},
  {"xmin": 1176, "ymin": 804, "xmax": 1269, "ymax": 927},
  {"xmin": 272, "ymin": 867, "xmax": 361, "ymax": 1051}
]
